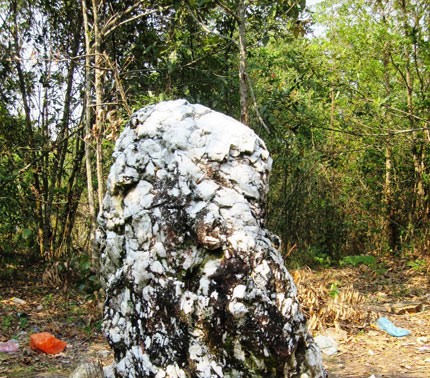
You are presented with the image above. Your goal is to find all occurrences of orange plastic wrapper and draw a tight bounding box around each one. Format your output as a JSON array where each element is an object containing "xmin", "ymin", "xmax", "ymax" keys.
[{"xmin": 30, "ymin": 332, "xmax": 67, "ymax": 354}]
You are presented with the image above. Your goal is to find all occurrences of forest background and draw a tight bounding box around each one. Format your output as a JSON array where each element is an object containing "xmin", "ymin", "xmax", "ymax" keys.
[{"xmin": 1, "ymin": 0, "xmax": 429, "ymax": 288}]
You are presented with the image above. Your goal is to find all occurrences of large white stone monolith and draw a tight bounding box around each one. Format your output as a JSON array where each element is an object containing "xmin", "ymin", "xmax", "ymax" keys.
[{"xmin": 97, "ymin": 100, "xmax": 326, "ymax": 377}]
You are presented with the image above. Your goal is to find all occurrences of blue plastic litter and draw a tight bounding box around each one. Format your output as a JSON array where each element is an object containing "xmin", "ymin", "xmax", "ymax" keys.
[{"xmin": 376, "ymin": 317, "xmax": 411, "ymax": 337}]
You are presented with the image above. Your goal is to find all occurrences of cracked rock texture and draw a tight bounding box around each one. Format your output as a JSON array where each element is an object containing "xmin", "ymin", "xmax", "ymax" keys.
[{"xmin": 96, "ymin": 99, "xmax": 326, "ymax": 378}]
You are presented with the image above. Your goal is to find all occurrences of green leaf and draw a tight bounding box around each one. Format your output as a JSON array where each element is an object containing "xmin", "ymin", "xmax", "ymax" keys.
[
  {"xmin": 22, "ymin": 228, "xmax": 33, "ymax": 240},
  {"xmin": 262, "ymin": 35, "xmax": 270, "ymax": 46},
  {"xmin": 340, "ymin": 255, "xmax": 376, "ymax": 267}
]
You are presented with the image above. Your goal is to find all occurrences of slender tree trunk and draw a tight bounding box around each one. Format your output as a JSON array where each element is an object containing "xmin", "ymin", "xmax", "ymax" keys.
[
  {"xmin": 92, "ymin": 0, "xmax": 105, "ymax": 213},
  {"xmin": 329, "ymin": 82, "xmax": 336, "ymax": 204},
  {"xmin": 380, "ymin": 28, "xmax": 399, "ymax": 252},
  {"xmin": 51, "ymin": 17, "xmax": 82, "ymax": 257},
  {"xmin": 399, "ymin": 0, "xmax": 424, "ymax": 223},
  {"xmin": 60, "ymin": 133, "xmax": 86, "ymax": 256},
  {"xmin": 238, "ymin": 0, "xmax": 249, "ymax": 126},
  {"xmin": 106, "ymin": 55, "xmax": 132, "ymax": 116},
  {"xmin": 39, "ymin": 54, "xmax": 53, "ymax": 258},
  {"xmin": 407, "ymin": 69, "xmax": 424, "ymax": 213},
  {"xmin": 82, "ymin": 0, "xmax": 96, "ymax": 227},
  {"xmin": 383, "ymin": 137, "xmax": 399, "ymax": 251}
]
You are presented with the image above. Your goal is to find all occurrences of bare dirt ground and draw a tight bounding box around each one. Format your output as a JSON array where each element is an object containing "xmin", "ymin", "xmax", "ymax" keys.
[
  {"xmin": 0, "ymin": 256, "xmax": 429, "ymax": 377},
  {"xmin": 322, "ymin": 299, "xmax": 430, "ymax": 377},
  {"xmin": 295, "ymin": 258, "xmax": 430, "ymax": 378}
]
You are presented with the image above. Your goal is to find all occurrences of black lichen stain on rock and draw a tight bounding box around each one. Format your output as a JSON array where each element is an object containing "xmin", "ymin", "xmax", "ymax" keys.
[
  {"xmin": 204, "ymin": 256, "xmax": 249, "ymax": 344},
  {"xmin": 145, "ymin": 284, "xmax": 190, "ymax": 367}
]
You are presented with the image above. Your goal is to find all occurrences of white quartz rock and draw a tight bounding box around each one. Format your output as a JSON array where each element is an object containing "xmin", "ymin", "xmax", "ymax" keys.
[
  {"xmin": 232, "ymin": 285, "xmax": 247, "ymax": 299},
  {"xmin": 124, "ymin": 180, "xmax": 153, "ymax": 217},
  {"xmin": 115, "ymin": 126, "xmax": 136, "ymax": 152},
  {"xmin": 195, "ymin": 180, "xmax": 219, "ymax": 201},
  {"xmin": 228, "ymin": 163, "xmax": 261, "ymax": 199},
  {"xmin": 97, "ymin": 100, "xmax": 326, "ymax": 378},
  {"xmin": 196, "ymin": 111, "xmax": 257, "ymax": 160},
  {"xmin": 163, "ymin": 118, "xmax": 195, "ymax": 150},
  {"xmin": 214, "ymin": 188, "xmax": 244, "ymax": 208},
  {"xmin": 228, "ymin": 301, "xmax": 248, "ymax": 318}
]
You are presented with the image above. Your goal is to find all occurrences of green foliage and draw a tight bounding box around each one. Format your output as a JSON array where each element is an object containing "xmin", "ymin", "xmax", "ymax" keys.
[
  {"xmin": 1, "ymin": 313, "xmax": 13, "ymax": 332},
  {"xmin": 83, "ymin": 319, "xmax": 103, "ymax": 337},
  {"xmin": 406, "ymin": 258, "xmax": 427, "ymax": 272},
  {"xmin": 70, "ymin": 254, "xmax": 101, "ymax": 293},
  {"xmin": 328, "ymin": 282, "xmax": 340, "ymax": 298},
  {"xmin": 0, "ymin": 107, "xmax": 36, "ymax": 255},
  {"xmin": 292, "ymin": 247, "xmax": 333, "ymax": 268},
  {"xmin": 340, "ymin": 255, "xmax": 377, "ymax": 268},
  {"xmin": 0, "ymin": 0, "xmax": 429, "ymax": 273},
  {"xmin": 255, "ymin": 0, "xmax": 430, "ymax": 264},
  {"xmin": 18, "ymin": 315, "xmax": 29, "ymax": 330},
  {"xmin": 42, "ymin": 293, "xmax": 55, "ymax": 307},
  {"xmin": 251, "ymin": 36, "xmax": 353, "ymax": 262}
]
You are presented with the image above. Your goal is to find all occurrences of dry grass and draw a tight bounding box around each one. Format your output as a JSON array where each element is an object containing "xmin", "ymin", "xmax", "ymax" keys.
[{"xmin": 293, "ymin": 267, "xmax": 372, "ymax": 333}]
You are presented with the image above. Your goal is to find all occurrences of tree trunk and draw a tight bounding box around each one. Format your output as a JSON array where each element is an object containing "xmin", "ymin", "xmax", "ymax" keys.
[
  {"xmin": 238, "ymin": 0, "xmax": 249, "ymax": 126},
  {"xmin": 82, "ymin": 0, "xmax": 97, "ymax": 262},
  {"xmin": 380, "ymin": 21, "xmax": 399, "ymax": 251},
  {"xmin": 383, "ymin": 138, "xmax": 399, "ymax": 251},
  {"xmin": 51, "ymin": 15, "xmax": 82, "ymax": 257},
  {"xmin": 59, "ymin": 133, "xmax": 86, "ymax": 256},
  {"xmin": 399, "ymin": 0, "xmax": 425, "ymax": 222},
  {"xmin": 92, "ymin": 0, "xmax": 105, "ymax": 213}
]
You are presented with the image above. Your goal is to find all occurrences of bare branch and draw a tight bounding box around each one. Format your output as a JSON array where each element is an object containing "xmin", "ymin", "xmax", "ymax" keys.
[
  {"xmin": 102, "ymin": 5, "xmax": 166, "ymax": 38},
  {"xmin": 382, "ymin": 103, "xmax": 428, "ymax": 123},
  {"xmin": 246, "ymin": 75, "xmax": 271, "ymax": 134},
  {"xmin": 103, "ymin": 1, "xmax": 142, "ymax": 31},
  {"xmin": 104, "ymin": 53, "xmax": 132, "ymax": 116},
  {"xmin": 389, "ymin": 52, "xmax": 409, "ymax": 90}
]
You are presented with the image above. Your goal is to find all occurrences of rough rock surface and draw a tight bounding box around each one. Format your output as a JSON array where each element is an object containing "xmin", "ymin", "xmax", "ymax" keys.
[
  {"xmin": 69, "ymin": 362, "xmax": 104, "ymax": 378},
  {"xmin": 96, "ymin": 99, "xmax": 326, "ymax": 377}
]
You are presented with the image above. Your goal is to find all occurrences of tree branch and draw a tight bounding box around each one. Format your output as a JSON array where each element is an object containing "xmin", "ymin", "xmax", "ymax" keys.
[
  {"xmin": 246, "ymin": 75, "xmax": 271, "ymax": 133},
  {"xmin": 103, "ymin": 8, "xmax": 162, "ymax": 38}
]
